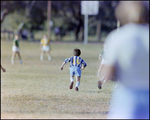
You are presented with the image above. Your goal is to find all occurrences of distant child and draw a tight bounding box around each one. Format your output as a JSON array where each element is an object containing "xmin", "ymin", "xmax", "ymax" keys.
[
  {"xmin": 60, "ymin": 48, "xmax": 87, "ymax": 91},
  {"xmin": 11, "ymin": 34, "xmax": 23, "ymax": 65},
  {"xmin": 97, "ymin": 44, "xmax": 109, "ymax": 89},
  {"xmin": 40, "ymin": 34, "xmax": 51, "ymax": 61},
  {"xmin": 97, "ymin": 44, "xmax": 107, "ymax": 76},
  {"xmin": 1, "ymin": 65, "xmax": 6, "ymax": 72}
]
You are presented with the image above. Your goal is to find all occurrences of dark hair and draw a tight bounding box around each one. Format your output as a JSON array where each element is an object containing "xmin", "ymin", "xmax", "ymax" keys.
[
  {"xmin": 139, "ymin": 1, "xmax": 149, "ymax": 23},
  {"xmin": 115, "ymin": 1, "xmax": 149, "ymax": 25},
  {"xmin": 73, "ymin": 48, "xmax": 81, "ymax": 56}
]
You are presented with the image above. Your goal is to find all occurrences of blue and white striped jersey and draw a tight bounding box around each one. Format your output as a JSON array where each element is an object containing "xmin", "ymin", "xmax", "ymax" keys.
[{"xmin": 64, "ymin": 56, "xmax": 87, "ymax": 68}]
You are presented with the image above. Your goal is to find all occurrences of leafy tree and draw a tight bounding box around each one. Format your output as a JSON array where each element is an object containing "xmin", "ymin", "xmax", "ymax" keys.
[{"xmin": 1, "ymin": 1, "xmax": 119, "ymax": 41}]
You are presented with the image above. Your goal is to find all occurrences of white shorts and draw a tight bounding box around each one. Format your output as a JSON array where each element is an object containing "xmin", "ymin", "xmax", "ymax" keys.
[
  {"xmin": 101, "ymin": 58, "xmax": 109, "ymax": 65},
  {"xmin": 12, "ymin": 46, "xmax": 20, "ymax": 52},
  {"xmin": 42, "ymin": 45, "xmax": 50, "ymax": 51}
]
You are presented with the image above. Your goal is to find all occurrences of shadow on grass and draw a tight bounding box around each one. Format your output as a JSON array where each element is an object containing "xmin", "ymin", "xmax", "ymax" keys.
[
  {"xmin": 62, "ymin": 111, "xmax": 109, "ymax": 115},
  {"xmin": 82, "ymin": 91, "xmax": 102, "ymax": 93}
]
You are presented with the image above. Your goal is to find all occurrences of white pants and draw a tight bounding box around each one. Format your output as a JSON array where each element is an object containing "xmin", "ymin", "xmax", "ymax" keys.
[
  {"xmin": 12, "ymin": 46, "xmax": 19, "ymax": 52},
  {"xmin": 42, "ymin": 45, "xmax": 50, "ymax": 52}
]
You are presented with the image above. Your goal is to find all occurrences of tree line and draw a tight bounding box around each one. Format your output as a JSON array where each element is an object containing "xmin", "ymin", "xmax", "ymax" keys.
[{"xmin": 1, "ymin": 1, "xmax": 119, "ymax": 41}]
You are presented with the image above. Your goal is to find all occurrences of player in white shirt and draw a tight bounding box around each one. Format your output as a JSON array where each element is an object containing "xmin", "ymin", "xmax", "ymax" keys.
[{"xmin": 101, "ymin": 1, "xmax": 149, "ymax": 119}]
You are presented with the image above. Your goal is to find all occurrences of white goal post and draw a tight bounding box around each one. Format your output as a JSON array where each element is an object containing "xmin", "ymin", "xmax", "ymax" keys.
[{"xmin": 81, "ymin": 1, "xmax": 99, "ymax": 45}]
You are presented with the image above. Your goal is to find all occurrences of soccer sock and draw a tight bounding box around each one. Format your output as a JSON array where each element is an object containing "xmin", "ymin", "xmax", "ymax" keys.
[
  {"xmin": 20, "ymin": 59, "xmax": 22, "ymax": 64},
  {"xmin": 76, "ymin": 82, "xmax": 80, "ymax": 88},
  {"xmin": 70, "ymin": 77, "xmax": 74, "ymax": 83},
  {"xmin": 11, "ymin": 60, "xmax": 14, "ymax": 64},
  {"xmin": 48, "ymin": 55, "xmax": 51, "ymax": 60},
  {"xmin": 40, "ymin": 54, "xmax": 43, "ymax": 60},
  {"xmin": 11, "ymin": 57, "xmax": 14, "ymax": 64}
]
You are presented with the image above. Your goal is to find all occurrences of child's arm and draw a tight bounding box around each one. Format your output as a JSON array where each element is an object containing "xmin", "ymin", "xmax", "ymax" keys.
[
  {"xmin": 99, "ymin": 54, "xmax": 102, "ymax": 60},
  {"xmin": 60, "ymin": 62, "xmax": 66, "ymax": 70},
  {"xmin": 1, "ymin": 65, "xmax": 6, "ymax": 72},
  {"xmin": 99, "ymin": 50, "xmax": 103, "ymax": 60},
  {"xmin": 81, "ymin": 65, "xmax": 86, "ymax": 70},
  {"xmin": 60, "ymin": 57, "xmax": 70, "ymax": 70},
  {"xmin": 81, "ymin": 59, "xmax": 87, "ymax": 70},
  {"xmin": 40, "ymin": 41, "xmax": 43, "ymax": 51}
]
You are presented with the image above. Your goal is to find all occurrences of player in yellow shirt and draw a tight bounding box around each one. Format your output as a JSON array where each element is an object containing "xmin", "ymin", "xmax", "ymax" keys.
[{"xmin": 40, "ymin": 34, "xmax": 51, "ymax": 60}]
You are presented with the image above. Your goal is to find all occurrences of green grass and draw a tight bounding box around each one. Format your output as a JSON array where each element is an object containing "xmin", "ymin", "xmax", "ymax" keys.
[{"xmin": 1, "ymin": 40, "xmax": 116, "ymax": 119}]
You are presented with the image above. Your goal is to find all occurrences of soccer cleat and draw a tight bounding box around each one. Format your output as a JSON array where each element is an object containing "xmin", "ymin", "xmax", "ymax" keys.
[
  {"xmin": 70, "ymin": 81, "xmax": 74, "ymax": 89},
  {"xmin": 75, "ymin": 87, "xmax": 79, "ymax": 91},
  {"xmin": 98, "ymin": 80, "xmax": 102, "ymax": 89},
  {"xmin": 11, "ymin": 60, "xmax": 14, "ymax": 65}
]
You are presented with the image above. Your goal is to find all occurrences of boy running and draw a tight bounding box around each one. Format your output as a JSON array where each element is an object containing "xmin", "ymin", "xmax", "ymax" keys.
[{"xmin": 60, "ymin": 48, "xmax": 87, "ymax": 91}]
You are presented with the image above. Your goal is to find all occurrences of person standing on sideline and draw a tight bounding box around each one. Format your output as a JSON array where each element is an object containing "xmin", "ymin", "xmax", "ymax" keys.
[
  {"xmin": 11, "ymin": 34, "xmax": 23, "ymax": 65},
  {"xmin": 40, "ymin": 34, "xmax": 51, "ymax": 61},
  {"xmin": 60, "ymin": 48, "xmax": 87, "ymax": 91},
  {"xmin": 100, "ymin": 1, "xmax": 149, "ymax": 119}
]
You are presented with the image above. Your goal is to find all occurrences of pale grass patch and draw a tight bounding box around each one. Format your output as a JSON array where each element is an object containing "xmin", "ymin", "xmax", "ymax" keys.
[{"xmin": 1, "ymin": 40, "xmax": 116, "ymax": 119}]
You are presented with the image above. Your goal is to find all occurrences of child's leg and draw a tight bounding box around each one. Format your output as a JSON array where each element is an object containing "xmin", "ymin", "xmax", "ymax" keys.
[
  {"xmin": 97, "ymin": 64, "xmax": 103, "ymax": 76},
  {"xmin": 40, "ymin": 51, "xmax": 45, "ymax": 60},
  {"xmin": 97, "ymin": 63, "xmax": 102, "ymax": 76},
  {"xmin": 17, "ymin": 52, "xmax": 22, "ymax": 64},
  {"xmin": 75, "ymin": 76, "xmax": 81, "ymax": 91},
  {"xmin": 11, "ymin": 52, "xmax": 16, "ymax": 64},
  {"xmin": 70, "ymin": 75, "xmax": 74, "ymax": 89},
  {"xmin": 47, "ymin": 51, "xmax": 51, "ymax": 60},
  {"xmin": 70, "ymin": 75, "xmax": 74, "ymax": 82}
]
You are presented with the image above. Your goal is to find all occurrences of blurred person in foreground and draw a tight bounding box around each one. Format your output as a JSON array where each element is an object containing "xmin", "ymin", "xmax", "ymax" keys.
[
  {"xmin": 101, "ymin": 1, "xmax": 149, "ymax": 119},
  {"xmin": 11, "ymin": 34, "xmax": 23, "ymax": 65},
  {"xmin": 97, "ymin": 44, "xmax": 109, "ymax": 89},
  {"xmin": 40, "ymin": 34, "xmax": 51, "ymax": 61},
  {"xmin": 97, "ymin": 43, "xmax": 116, "ymax": 89}
]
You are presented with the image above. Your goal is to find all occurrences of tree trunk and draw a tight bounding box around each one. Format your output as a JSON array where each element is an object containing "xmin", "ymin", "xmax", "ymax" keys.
[
  {"xmin": 80, "ymin": 26, "xmax": 84, "ymax": 41},
  {"xmin": 75, "ymin": 26, "xmax": 80, "ymax": 41},
  {"xmin": 25, "ymin": 1, "xmax": 30, "ymax": 17},
  {"xmin": 96, "ymin": 20, "xmax": 102, "ymax": 42},
  {"xmin": 1, "ymin": 10, "xmax": 8, "ymax": 23}
]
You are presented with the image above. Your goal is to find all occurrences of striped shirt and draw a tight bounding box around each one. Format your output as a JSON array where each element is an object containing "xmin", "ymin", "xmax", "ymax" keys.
[{"xmin": 64, "ymin": 56, "xmax": 87, "ymax": 68}]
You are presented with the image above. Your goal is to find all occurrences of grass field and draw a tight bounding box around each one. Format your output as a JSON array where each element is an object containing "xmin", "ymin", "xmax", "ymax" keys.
[{"xmin": 1, "ymin": 40, "xmax": 116, "ymax": 119}]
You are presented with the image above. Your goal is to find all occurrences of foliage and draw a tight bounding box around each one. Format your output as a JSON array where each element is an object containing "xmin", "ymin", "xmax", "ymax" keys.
[
  {"xmin": 1, "ymin": 1, "xmax": 119, "ymax": 41},
  {"xmin": 1, "ymin": 11, "xmax": 30, "ymax": 30}
]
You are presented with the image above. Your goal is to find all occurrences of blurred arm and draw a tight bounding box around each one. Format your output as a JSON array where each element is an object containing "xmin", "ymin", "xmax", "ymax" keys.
[
  {"xmin": 1, "ymin": 65, "xmax": 6, "ymax": 72},
  {"xmin": 60, "ymin": 62, "xmax": 66, "ymax": 70}
]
